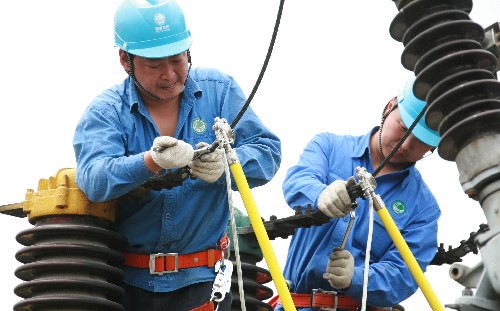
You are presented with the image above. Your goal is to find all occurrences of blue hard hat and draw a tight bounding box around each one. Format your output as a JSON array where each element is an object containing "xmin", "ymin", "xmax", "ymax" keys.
[
  {"xmin": 114, "ymin": 0, "xmax": 193, "ymax": 58},
  {"xmin": 397, "ymin": 75, "xmax": 441, "ymax": 147}
]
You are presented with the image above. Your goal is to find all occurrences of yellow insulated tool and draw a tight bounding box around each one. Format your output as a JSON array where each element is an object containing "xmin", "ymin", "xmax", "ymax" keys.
[
  {"xmin": 355, "ymin": 167, "xmax": 444, "ymax": 311},
  {"xmin": 230, "ymin": 161, "xmax": 296, "ymax": 311},
  {"xmin": 213, "ymin": 117, "xmax": 296, "ymax": 311}
]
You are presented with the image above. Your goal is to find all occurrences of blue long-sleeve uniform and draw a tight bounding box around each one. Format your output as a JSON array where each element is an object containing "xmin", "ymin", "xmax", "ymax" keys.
[
  {"xmin": 277, "ymin": 129, "xmax": 440, "ymax": 309},
  {"xmin": 73, "ymin": 67, "xmax": 281, "ymax": 292}
]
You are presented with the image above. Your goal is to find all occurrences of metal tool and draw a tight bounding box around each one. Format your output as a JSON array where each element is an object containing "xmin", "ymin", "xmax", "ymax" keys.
[
  {"xmin": 192, "ymin": 141, "xmax": 220, "ymax": 160},
  {"xmin": 153, "ymin": 141, "xmax": 219, "ymax": 158},
  {"xmin": 331, "ymin": 176, "xmax": 362, "ymax": 252},
  {"xmin": 143, "ymin": 142, "xmax": 221, "ymax": 190},
  {"xmin": 333, "ymin": 211, "xmax": 355, "ymax": 252}
]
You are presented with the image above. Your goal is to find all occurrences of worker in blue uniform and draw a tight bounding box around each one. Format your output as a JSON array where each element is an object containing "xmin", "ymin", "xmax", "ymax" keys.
[
  {"xmin": 275, "ymin": 75, "xmax": 441, "ymax": 310},
  {"xmin": 72, "ymin": 1, "xmax": 281, "ymax": 310}
]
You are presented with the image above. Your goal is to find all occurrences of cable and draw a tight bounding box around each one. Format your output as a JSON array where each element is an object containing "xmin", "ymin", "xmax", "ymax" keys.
[
  {"xmin": 230, "ymin": 0, "xmax": 285, "ymax": 129},
  {"xmin": 372, "ymin": 101, "xmax": 430, "ymax": 177},
  {"xmin": 219, "ymin": 4, "xmax": 287, "ymax": 303}
]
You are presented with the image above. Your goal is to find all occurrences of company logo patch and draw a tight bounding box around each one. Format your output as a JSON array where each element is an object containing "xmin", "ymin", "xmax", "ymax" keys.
[
  {"xmin": 391, "ymin": 200, "xmax": 406, "ymax": 214},
  {"xmin": 154, "ymin": 13, "xmax": 170, "ymax": 33},
  {"xmin": 192, "ymin": 118, "xmax": 208, "ymax": 134}
]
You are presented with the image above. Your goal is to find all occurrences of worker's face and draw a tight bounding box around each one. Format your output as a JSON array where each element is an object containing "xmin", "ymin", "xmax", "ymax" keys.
[
  {"xmin": 381, "ymin": 100, "xmax": 433, "ymax": 163},
  {"xmin": 120, "ymin": 50, "xmax": 189, "ymax": 102}
]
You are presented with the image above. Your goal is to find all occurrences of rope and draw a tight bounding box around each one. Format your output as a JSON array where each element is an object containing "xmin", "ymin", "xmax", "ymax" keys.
[
  {"xmin": 360, "ymin": 193, "xmax": 375, "ymax": 311},
  {"xmin": 223, "ymin": 151, "xmax": 247, "ymax": 311},
  {"xmin": 362, "ymin": 83, "xmax": 433, "ymax": 310},
  {"xmin": 202, "ymin": 2, "xmax": 285, "ymax": 307}
]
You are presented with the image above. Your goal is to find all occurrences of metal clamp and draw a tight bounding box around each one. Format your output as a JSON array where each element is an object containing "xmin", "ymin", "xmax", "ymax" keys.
[
  {"xmin": 311, "ymin": 288, "xmax": 338, "ymax": 311},
  {"xmin": 210, "ymin": 259, "xmax": 233, "ymax": 303},
  {"xmin": 149, "ymin": 253, "xmax": 179, "ymax": 275}
]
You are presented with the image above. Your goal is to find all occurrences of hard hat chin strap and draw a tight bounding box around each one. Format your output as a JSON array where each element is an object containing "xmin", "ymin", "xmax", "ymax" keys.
[
  {"xmin": 378, "ymin": 99, "xmax": 399, "ymax": 161},
  {"xmin": 124, "ymin": 50, "xmax": 192, "ymax": 102},
  {"xmin": 376, "ymin": 98, "xmax": 434, "ymax": 176}
]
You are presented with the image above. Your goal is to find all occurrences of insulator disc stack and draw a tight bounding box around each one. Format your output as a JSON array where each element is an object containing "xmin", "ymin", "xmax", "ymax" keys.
[
  {"xmin": 13, "ymin": 216, "xmax": 127, "ymax": 311},
  {"xmin": 230, "ymin": 253, "xmax": 274, "ymax": 311},
  {"xmin": 390, "ymin": 0, "xmax": 500, "ymax": 161}
]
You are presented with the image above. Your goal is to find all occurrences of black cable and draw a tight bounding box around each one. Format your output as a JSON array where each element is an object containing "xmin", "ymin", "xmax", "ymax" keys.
[
  {"xmin": 372, "ymin": 100, "xmax": 430, "ymax": 177},
  {"xmin": 230, "ymin": 0, "xmax": 285, "ymax": 129},
  {"xmin": 141, "ymin": 2, "xmax": 286, "ymax": 191}
]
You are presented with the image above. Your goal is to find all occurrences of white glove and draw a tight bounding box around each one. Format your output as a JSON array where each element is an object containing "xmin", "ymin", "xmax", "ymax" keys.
[
  {"xmin": 318, "ymin": 180, "xmax": 351, "ymax": 218},
  {"xmin": 323, "ymin": 249, "xmax": 354, "ymax": 289},
  {"xmin": 150, "ymin": 136, "xmax": 194, "ymax": 169},
  {"xmin": 188, "ymin": 142, "xmax": 225, "ymax": 183}
]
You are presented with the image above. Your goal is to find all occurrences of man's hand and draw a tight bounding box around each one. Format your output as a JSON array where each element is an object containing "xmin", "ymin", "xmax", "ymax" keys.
[
  {"xmin": 188, "ymin": 142, "xmax": 225, "ymax": 183},
  {"xmin": 318, "ymin": 180, "xmax": 351, "ymax": 218},
  {"xmin": 323, "ymin": 249, "xmax": 354, "ymax": 289},
  {"xmin": 150, "ymin": 136, "xmax": 194, "ymax": 169}
]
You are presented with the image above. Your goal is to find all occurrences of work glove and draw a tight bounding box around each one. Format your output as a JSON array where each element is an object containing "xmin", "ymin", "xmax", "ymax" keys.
[
  {"xmin": 150, "ymin": 136, "xmax": 194, "ymax": 169},
  {"xmin": 188, "ymin": 142, "xmax": 225, "ymax": 183},
  {"xmin": 323, "ymin": 249, "xmax": 354, "ymax": 289},
  {"xmin": 318, "ymin": 180, "xmax": 351, "ymax": 218}
]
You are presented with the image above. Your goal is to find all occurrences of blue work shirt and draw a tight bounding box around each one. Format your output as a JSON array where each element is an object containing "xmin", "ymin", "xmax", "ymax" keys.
[
  {"xmin": 73, "ymin": 68, "xmax": 281, "ymax": 292},
  {"xmin": 277, "ymin": 128, "xmax": 440, "ymax": 309}
]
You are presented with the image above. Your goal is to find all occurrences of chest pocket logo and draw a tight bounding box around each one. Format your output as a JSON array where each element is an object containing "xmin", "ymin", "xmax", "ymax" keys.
[
  {"xmin": 192, "ymin": 118, "xmax": 208, "ymax": 134},
  {"xmin": 391, "ymin": 200, "xmax": 406, "ymax": 214}
]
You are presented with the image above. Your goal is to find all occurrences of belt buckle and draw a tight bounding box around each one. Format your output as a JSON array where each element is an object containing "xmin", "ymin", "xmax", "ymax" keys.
[
  {"xmin": 312, "ymin": 288, "xmax": 338, "ymax": 311},
  {"xmin": 149, "ymin": 253, "xmax": 178, "ymax": 275}
]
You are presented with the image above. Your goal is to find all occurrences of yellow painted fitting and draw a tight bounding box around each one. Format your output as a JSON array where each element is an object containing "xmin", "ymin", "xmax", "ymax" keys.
[
  {"xmin": 23, "ymin": 168, "xmax": 117, "ymax": 224},
  {"xmin": 230, "ymin": 162, "xmax": 296, "ymax": 311},
  {"xmin": 377, "ymin": 208, "xmax": 443, "ymax": 311}
]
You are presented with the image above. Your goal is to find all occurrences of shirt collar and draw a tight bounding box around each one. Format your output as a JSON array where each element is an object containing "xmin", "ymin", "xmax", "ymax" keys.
[
  {"xmin": 184, "ymin": 74, "xmax": 203, "ymax": 101},
  {"xmin": 352, "ymin": 126, "xmax": 379, "ymax": 158},
  {"xmin": 353, "ymin": 126, "xmax": 415, "ymax": 180},
  {"xmin": 128, "ymin": 74, "xmax": 203, "ymax": 113},
  {"xmin": 127, "ymin": 77, "xmax": 142, "ymax": 112}
]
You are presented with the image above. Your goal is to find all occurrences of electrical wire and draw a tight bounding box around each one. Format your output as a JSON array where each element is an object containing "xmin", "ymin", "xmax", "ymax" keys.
[
  {"xmin": 230, "ymin": 0, "xmax": 285, "ymax": 129},
  {"xmin": 372, "ymin": 100, "xmax": 430, "ymax": 177},
  {"xmin": 219, "ymin": 2, "xmax": 286, "ymax": 305}
]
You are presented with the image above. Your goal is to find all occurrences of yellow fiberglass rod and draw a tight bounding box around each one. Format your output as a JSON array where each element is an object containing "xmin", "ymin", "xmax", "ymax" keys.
[
  {"xmin": 377, "ymin": 207, "xmax": 443, "ymax": 311},
  {"xmin": 355, "ymin": 166, "xmax": 443, "ymax": 311},
  {"xmin": 230, "ymin": 162, "xmax": 296, "ymax": 311}
]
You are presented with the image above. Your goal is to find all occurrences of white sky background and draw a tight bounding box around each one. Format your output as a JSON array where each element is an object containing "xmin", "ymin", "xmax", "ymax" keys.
[{"xmin": 1, "ymin": 0, "xmax": 499, "ymax": 309}]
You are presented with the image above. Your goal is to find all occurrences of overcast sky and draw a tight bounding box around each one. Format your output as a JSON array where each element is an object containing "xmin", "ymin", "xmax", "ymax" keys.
[{"xmin": 1, "ymin": 0, "xmax": 499, "ymax": 310}]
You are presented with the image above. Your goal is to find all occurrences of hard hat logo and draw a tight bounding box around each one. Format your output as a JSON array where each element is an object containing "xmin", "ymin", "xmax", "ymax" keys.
[{"xmin": 154, "ymin": 13, "xmax": 170, "ymax": 32}]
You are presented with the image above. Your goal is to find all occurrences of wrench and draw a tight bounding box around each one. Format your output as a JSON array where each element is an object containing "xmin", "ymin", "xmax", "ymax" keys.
[{"xmin": 333, "ymin": 211, "xmax": 355, "ymax": 252}]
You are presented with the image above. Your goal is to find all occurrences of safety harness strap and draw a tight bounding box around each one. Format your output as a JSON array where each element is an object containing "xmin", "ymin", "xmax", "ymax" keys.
[
  {"xmin": 123, "ymin": 234, "xmax": 229, "ymax": 274},
  {"xmin": 123, "ymin": 249, "xmax": 223, "ymax": 274},
  {"xmin": 190, "ymin": 301, "xmax": 214, "ymax": 311},
  {"xmin": 271, "ymin": 291, "xmax": 390, "ymax": 311}
]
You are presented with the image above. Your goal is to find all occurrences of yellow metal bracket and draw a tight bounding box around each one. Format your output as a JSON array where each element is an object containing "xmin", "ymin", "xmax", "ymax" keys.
[{"xmin": 22, "ymin": 168, "xmax": 117, "ymax": 224}]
